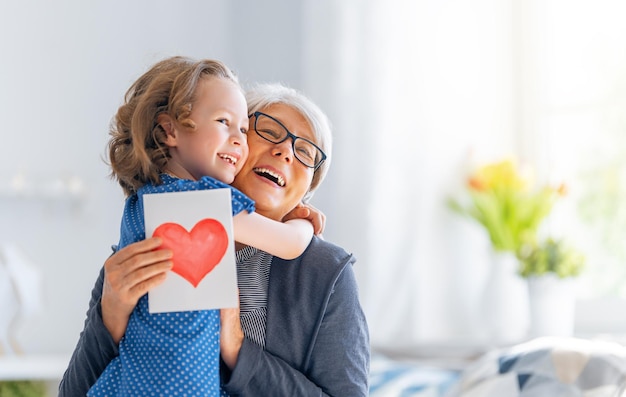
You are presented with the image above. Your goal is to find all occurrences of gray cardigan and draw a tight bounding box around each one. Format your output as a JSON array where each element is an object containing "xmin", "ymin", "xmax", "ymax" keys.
[{"xmin": 59, "ymin": 237, "xmax": 370, "ymax": 396}]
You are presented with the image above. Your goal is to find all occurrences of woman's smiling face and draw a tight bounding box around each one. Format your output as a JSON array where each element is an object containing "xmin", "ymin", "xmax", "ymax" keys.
[{"xmin": 231, "ymin": 103, "xmax": 316, "ymax": 221}]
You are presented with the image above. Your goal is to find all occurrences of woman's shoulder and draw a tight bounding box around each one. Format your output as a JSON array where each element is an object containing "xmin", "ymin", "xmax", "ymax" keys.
[
  {"xmin": 296, "ymin": 236, "xmax": 356, "ymax": 273},
  {"xmin": 306, "ymin": 236, "xmax": 352, "ymax": 258},
  {"xmin": 269, "ymin": 237, "xmax": 358, "ymax": 299}
]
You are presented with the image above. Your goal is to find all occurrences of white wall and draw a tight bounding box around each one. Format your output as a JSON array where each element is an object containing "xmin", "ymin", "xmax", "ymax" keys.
[{"xmin": 0, "ymin": 0, "xmax": 309, "ymax": 355}]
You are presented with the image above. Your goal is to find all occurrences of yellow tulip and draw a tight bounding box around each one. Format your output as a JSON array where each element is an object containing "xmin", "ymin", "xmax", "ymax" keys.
[{"xmin": 449, "ymin": 157, "xmax": 561, "ymax": 254}]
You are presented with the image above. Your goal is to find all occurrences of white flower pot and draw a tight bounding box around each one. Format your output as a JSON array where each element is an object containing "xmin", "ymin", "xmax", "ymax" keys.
[
  {"xmin": 481, "ymin": 251, "xmax": 530, "ymax": 345},
  {"xmin": 527, "ymin": 274, "xmax": 576, "ymax": 337}
]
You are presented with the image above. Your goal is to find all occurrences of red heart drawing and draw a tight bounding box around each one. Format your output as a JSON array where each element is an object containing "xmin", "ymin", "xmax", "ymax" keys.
[{"xmin": 152, "ymin": 218, "xmax": 229, "ymax": 287}]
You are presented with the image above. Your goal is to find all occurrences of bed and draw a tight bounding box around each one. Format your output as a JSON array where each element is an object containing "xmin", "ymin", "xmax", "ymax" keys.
[
  {"xmin": 370, "ymin": 337, "xmax": 626, "ymax": 397},
  {"xmin": 369, "ymin": 352, "xmax": 460, "ymax": 397}
]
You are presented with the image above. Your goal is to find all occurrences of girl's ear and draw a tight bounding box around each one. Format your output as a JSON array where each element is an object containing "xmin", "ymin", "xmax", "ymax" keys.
[{"xmin": 157, "ymin": 113, "xmax": 177, "ymax": 147}]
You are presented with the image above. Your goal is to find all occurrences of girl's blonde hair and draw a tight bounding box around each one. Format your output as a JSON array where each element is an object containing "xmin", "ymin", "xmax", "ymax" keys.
[{"xmin": 108, "ymin": 56, "xmax": 239, "ymax": 196}]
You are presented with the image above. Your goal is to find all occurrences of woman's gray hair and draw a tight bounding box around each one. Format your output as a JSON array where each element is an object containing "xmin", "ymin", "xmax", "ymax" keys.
[{"xmin": 246, "ymin": 83, "xmax": 332, "ymax": 202}]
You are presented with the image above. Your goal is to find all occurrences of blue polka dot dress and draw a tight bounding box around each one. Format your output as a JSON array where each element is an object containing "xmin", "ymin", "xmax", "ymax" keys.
[{"xmin": 88, "ymin": 174, "xmax": 254, "ymax": 397}]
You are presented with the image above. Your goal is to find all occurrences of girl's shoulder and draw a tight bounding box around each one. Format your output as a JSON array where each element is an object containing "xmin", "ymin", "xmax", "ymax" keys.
[
  {"xmin": 137, "ymin": 174, "xmax": 254, "ymax": 215},
  {"xmin": 138, "ymin": 174, "xmax": 229, "ymax": 195}
]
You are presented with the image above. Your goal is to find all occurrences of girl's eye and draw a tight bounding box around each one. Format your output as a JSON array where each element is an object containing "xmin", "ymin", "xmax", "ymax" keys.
[{"xmin": 217, "ymin": 118, "xmax": 229, "ymax": 125}]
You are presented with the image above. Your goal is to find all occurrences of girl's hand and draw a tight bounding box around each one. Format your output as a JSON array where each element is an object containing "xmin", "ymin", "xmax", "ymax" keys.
[
  {"xmin": 283, "ymin": 202, "xmax": 326, "ymax": 236},
  {"xmin": 101, "ymin": 237, "xmax": 173, "ymax": 343}
]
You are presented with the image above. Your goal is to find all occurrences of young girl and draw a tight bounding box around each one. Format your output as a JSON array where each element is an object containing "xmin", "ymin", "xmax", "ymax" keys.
[{"xmin": 87, "ymin": 56, "xmax": 316, "ymax": 396}]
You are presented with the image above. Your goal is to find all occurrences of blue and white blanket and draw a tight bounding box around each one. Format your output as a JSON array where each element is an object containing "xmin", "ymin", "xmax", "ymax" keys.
[
  {"xmin": 369, "ymin": 354, "xmax": 460, "ymax": 397},
  {"xmin": 370, "ymin": 337, "xmax": 626, "ymax": 397},
  {"xmin": 447, "ymin": 337, "xmax": 626, "ymax": 397}
]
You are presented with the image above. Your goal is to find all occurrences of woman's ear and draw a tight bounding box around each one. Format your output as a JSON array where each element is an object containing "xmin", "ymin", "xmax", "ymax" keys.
[{"xmin": 157, "ymin": 113, "xmax": 177, "ymax": 147}]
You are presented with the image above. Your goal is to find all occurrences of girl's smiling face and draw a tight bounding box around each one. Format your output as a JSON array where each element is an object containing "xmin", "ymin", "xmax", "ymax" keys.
[{"xmin": 162, "ymin": 76, "xmax": 249, "ymax": 184}]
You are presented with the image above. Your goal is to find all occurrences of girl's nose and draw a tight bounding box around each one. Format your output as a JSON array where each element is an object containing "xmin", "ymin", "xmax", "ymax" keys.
[{"xmin": 230, "ymin": 127, "xmax": 247, "ymax": 146}]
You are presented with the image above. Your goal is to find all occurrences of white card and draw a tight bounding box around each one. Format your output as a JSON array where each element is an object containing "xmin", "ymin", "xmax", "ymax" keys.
[{"xmin": 144, "ymin": 188, "xmax": 238, "ymax": 313}]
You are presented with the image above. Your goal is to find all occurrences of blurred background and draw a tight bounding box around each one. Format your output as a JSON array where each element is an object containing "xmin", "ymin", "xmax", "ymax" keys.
[{"xmin": 2, "ymin": 0, "xmax": 626, "ymax": 364}]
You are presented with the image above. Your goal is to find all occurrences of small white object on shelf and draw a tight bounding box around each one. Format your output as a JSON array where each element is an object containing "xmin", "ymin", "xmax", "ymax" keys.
[
  {"xmin": 0, "ymin": 354, "xmax": 70, "ymax": 381},
  {"xmin": 0, "ymin": 172, "xmax": 86, "ymax": 201}
]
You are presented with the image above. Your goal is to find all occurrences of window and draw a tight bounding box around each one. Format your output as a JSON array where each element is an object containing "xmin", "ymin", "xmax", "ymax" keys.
[{"xmin": 518, "ymin": 0, "xmax": 626, "ymax": 332}]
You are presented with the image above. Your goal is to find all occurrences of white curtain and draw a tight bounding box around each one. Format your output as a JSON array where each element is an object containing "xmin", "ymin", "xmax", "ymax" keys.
[
  {"xmin": 303, "ymin": 0, "xmax": 626, "ymax": 349},
  {"xmin": 303, "ymin": 0, "xmax": 518, "ymax": 349}
]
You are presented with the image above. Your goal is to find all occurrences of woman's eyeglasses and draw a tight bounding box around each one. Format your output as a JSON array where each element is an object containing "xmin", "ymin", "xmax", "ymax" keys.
[{"xmin": 249, "ymin": 111, "xmax": 327, "ymax": 169}]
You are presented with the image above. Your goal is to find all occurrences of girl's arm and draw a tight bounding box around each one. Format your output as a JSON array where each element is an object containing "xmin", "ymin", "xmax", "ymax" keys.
[
  {"xmin": 232, "ymin": 212, "xmax": 313, "ymax": 259},
  {"xmin": 283, "ymin": 202, "xmax": 326, "ymax": 235}
]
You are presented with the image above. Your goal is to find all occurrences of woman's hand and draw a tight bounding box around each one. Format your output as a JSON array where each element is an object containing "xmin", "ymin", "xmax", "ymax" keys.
[
  {"xmin": 101, "ymin": 237, "xmax": 173, "ymax": 344},
  {"xmin": 220, "ymin": 305, "xmax": 244, "ymax": 370},
  {"xmin": 283, "ymin": 202, "xmax": 326, "ymax": 236}
]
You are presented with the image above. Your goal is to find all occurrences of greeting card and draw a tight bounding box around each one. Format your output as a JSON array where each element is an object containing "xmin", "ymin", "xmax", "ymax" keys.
[{"xmin": 143, "ymin": 188, "xmax": 238, "ymax": 313}]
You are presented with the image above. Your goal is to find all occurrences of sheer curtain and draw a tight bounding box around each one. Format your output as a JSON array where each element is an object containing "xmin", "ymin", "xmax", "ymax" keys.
[
  {"xmin": 513, "ymin": 0, "xmax": 626, "ymax": 333},
  {"xmin": 302, "ymin": 0, "xmax": 518, "ymax": 349},
  {"xmin": 303, "ymin": 0, "xmax": 626, "ymax": 350}
]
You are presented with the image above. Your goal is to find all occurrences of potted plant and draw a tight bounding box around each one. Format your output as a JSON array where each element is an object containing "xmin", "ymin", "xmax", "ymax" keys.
[
  {"xmin": 448, "ymin": 158, "xmax": 563, "ymax": 254},
  {"xmin": 448, "ymin": 157, "xmax": 565, "ymax": 343},
  {"xmin": 518, "ymin": 238, "xmax": 585, "ymax": 337},
  {"xmin": 518, "ymin": 238, "xmax": 585, "ymax": 279}
]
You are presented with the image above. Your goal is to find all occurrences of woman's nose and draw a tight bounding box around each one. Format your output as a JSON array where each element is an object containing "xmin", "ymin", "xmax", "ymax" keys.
[{"xmin": 271, "ymin": 139, "xmax": 294, "ymax": 162}]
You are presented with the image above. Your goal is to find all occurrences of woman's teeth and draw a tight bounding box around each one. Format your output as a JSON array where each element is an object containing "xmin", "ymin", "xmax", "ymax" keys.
[{"xmin": 253, "ymin": 168, "xmax": 285, "ymax": 187}]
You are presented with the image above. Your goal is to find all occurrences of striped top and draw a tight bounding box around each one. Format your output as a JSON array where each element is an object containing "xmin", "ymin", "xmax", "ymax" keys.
[
  {"xmin": 219, "ymin": 247, "xmax": 271, "ymax": 397},
  {"xmin": 235, "ymin": 246, "xmax": 271, "ymax": 348}
]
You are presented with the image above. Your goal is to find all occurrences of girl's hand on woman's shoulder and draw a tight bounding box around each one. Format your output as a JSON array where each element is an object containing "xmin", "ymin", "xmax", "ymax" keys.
[{"xmin": 283, "ymin": 203, "xmax": 326, "ymax": 236}]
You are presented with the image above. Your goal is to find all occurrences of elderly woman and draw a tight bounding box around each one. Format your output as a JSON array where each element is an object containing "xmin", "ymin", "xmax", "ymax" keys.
[{"xmin": 59, "ymin": 83, "xmax": 370, "ymax": 397}]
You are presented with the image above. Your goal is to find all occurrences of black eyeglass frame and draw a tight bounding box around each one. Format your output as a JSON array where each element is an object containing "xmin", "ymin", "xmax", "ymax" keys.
[{"xmin": 249, "ymin": 111, "xmax": 327, "ymax": 170}]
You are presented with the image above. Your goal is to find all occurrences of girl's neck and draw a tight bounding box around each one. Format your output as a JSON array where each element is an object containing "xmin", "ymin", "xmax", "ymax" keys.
[
  {"xmin": 163, "ymin": 171, "xmax": 181, "ymax": 179},
  {"xmin": 164, "ymin": 163, "xmax": 195, "ymax": 181}
]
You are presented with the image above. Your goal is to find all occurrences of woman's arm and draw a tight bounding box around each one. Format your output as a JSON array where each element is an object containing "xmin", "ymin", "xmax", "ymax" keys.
[
  {"xmin": 222, "ymin": 262, "xmax": 370, "ymax": 396},
  {"xmin": 303, "ymin": 264, "xmax": 370, "ymax": 396},
  {"xmin": 233, "ymin": 212, "xmax": 313, "ymax": 260},
  {"xmin": 58, "ymin": 267, "xmax": 117, "ymax": 397},
  {"xmin": 58, "ymin": 238, "xmax": 173, "ymax": 397}
]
